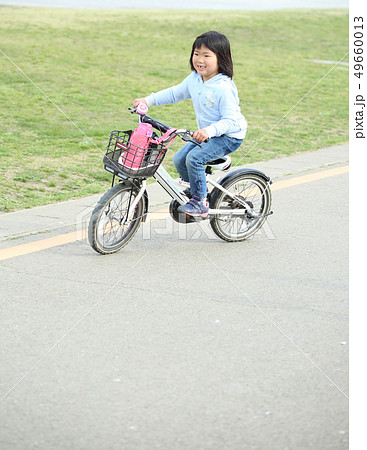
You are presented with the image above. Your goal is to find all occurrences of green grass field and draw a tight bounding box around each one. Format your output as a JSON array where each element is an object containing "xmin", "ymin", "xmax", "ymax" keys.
[{"xmin": 0, "ymin": 7, "xmax": 348, "ymax": 212}]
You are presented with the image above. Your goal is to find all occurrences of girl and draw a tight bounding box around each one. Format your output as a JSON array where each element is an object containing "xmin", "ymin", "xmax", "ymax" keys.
[{"xmin": 133, "ymin": 30, "xmax": 247, "ymax": 218}]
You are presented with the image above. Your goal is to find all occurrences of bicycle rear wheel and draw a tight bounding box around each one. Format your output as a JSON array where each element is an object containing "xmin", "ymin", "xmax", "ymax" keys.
[
  {"xmin": 210, "ymin": 173, "xmax": 272, "ymax": 242},
  {"xmin": 88, "ymin": 182, "xmax": 145, "ymax": 254}
]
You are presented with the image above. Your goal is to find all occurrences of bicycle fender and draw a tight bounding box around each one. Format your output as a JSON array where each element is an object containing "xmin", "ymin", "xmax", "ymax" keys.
[{"xmin": 217, "ymin": 167, "xmax": 272, "ymax": 187}]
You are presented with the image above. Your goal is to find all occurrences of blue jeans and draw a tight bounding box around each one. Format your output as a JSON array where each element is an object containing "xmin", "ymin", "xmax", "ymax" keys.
[{"xmin": 172, "ymin": 135, "xmax": 243, "ymax": 199}]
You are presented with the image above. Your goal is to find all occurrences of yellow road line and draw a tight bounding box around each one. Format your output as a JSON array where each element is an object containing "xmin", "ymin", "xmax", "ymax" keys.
[
  {"xmin": 271, "ymin": 165, "xmax": 349, "ymax": 191},
  {"xmin": 0, "ymin": 232, "xmax": 78, "ymax": 261},
  {"xmin": 0, "ymin": 165, "xmax": 348, "ymax": 261}
]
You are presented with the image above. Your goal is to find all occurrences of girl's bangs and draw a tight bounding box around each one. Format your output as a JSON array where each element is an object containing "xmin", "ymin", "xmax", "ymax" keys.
[{"xmin": 193, "ymin": 36, "xmax": 214, "ymax": 52}]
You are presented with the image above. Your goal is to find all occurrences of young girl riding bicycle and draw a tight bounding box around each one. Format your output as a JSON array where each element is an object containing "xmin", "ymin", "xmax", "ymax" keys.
[{"xmin": 133, "ymin": 30, "xmax": 247, "ymax": 218}]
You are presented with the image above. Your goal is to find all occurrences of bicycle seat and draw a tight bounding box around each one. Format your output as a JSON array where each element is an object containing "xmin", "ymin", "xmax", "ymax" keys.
[{"xmin": 206, "ymin": 155, "xmax": 232, "ymax": 171}]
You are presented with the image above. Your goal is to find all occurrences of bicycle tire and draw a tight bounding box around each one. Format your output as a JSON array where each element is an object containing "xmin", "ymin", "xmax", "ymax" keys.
[
  {"xmin": 210, "ymin": 173, "xmax": 272, "ymax": 242},
  {"xmin": 88, "ymin": 183, "xmax": 145, "ymax": 254}
]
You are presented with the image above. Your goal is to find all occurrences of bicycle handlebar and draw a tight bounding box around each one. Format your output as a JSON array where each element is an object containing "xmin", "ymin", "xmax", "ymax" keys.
[{"xmin": 129, "ymin": 106, "xmax": 205, "ymax": 147}]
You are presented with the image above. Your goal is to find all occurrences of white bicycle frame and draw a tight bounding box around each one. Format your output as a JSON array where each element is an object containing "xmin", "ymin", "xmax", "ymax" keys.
[
  {"xmin": 125, "ymin": 162, "xmax": 263, "ymax": 222},
  {"xmin": 154, "ymin": 164, "xmax": 251, "ymax": 215}
]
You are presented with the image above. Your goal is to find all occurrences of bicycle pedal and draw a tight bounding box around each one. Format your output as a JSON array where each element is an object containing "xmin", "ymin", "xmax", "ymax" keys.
[{"xmin": 185, "ymin": 214, "xmax": 209, "ymax": 221}]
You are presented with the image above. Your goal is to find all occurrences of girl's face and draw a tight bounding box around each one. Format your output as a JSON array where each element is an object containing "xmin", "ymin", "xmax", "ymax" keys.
[{"xmin": 192, "ymin": 45, "xmax": 219, "ymax": 82}]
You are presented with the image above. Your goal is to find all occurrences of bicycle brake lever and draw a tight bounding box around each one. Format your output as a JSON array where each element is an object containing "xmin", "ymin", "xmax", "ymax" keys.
[
  {"xmin": 181, "ymin": 131, "xmax": 192, "ymax": 141},
  {"xmin": 181, "ymin": 131, "xmax": 203, "ymax": 148},
  {"xmin": 191, "ymin": 139, "xmax": 202, "ymax": 148}
]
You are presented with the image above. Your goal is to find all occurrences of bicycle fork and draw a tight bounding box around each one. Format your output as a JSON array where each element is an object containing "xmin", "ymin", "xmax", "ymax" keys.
[{"xmin": 124, "ymin": 180, "xmax": 147, "ymax": 224}]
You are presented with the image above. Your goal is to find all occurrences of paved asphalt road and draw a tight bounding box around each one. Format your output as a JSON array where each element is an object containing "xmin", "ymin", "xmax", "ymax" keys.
[{"xmin": 0, "ymin": 145, "xmax": 348, "ymax": 449}]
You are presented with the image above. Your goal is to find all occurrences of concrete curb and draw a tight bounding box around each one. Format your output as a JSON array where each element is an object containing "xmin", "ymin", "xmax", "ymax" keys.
[{"xmin": 0, "ymin": 143, "xmax": 348, "ymax": 242}]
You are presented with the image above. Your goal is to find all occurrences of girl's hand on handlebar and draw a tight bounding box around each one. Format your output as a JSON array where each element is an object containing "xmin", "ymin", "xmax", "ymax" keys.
[
  {"xmin": 193, "ymin": 129, "xmax": 209, "ymax": 143},
  {"xmin": 132, "ymin": 98, "xmax": 148, "ymax": 108}
]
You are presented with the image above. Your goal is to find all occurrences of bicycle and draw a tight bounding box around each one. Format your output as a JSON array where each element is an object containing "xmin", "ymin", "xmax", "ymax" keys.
[{"xmin": 88, "ymin": 104, "xmax": 273, "ymax": 254}]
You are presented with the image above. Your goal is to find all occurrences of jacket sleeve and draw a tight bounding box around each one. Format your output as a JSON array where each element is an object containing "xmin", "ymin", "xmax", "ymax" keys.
[{"xmin": 145, "ymin": 74, "xmax": 192, "ymax": 107}]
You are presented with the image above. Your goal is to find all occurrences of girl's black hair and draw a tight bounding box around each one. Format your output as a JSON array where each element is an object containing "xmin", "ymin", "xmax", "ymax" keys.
[{"xmin": 190, "ymin": 31, "xmax": 234, "ymax": 79}]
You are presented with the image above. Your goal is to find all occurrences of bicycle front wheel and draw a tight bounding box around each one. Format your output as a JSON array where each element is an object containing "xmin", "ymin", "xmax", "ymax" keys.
[
  {"xmin": 210, "ymin": 173, "xmax": 272, "ymax": 242},
  {"xmin": 88, "ymin": 183, "xmax": 145, "ymax": 254}
]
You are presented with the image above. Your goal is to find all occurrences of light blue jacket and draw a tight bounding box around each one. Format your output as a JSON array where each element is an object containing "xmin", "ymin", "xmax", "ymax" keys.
[{"xmin": 144, "ymin": 72, "xmax": 247, "ymax": 139}]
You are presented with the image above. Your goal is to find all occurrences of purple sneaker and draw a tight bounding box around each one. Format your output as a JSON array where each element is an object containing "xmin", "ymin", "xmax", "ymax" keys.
[{"xmin": 177, "ymin": 198, "xmax": 209, "ymax": 218}]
